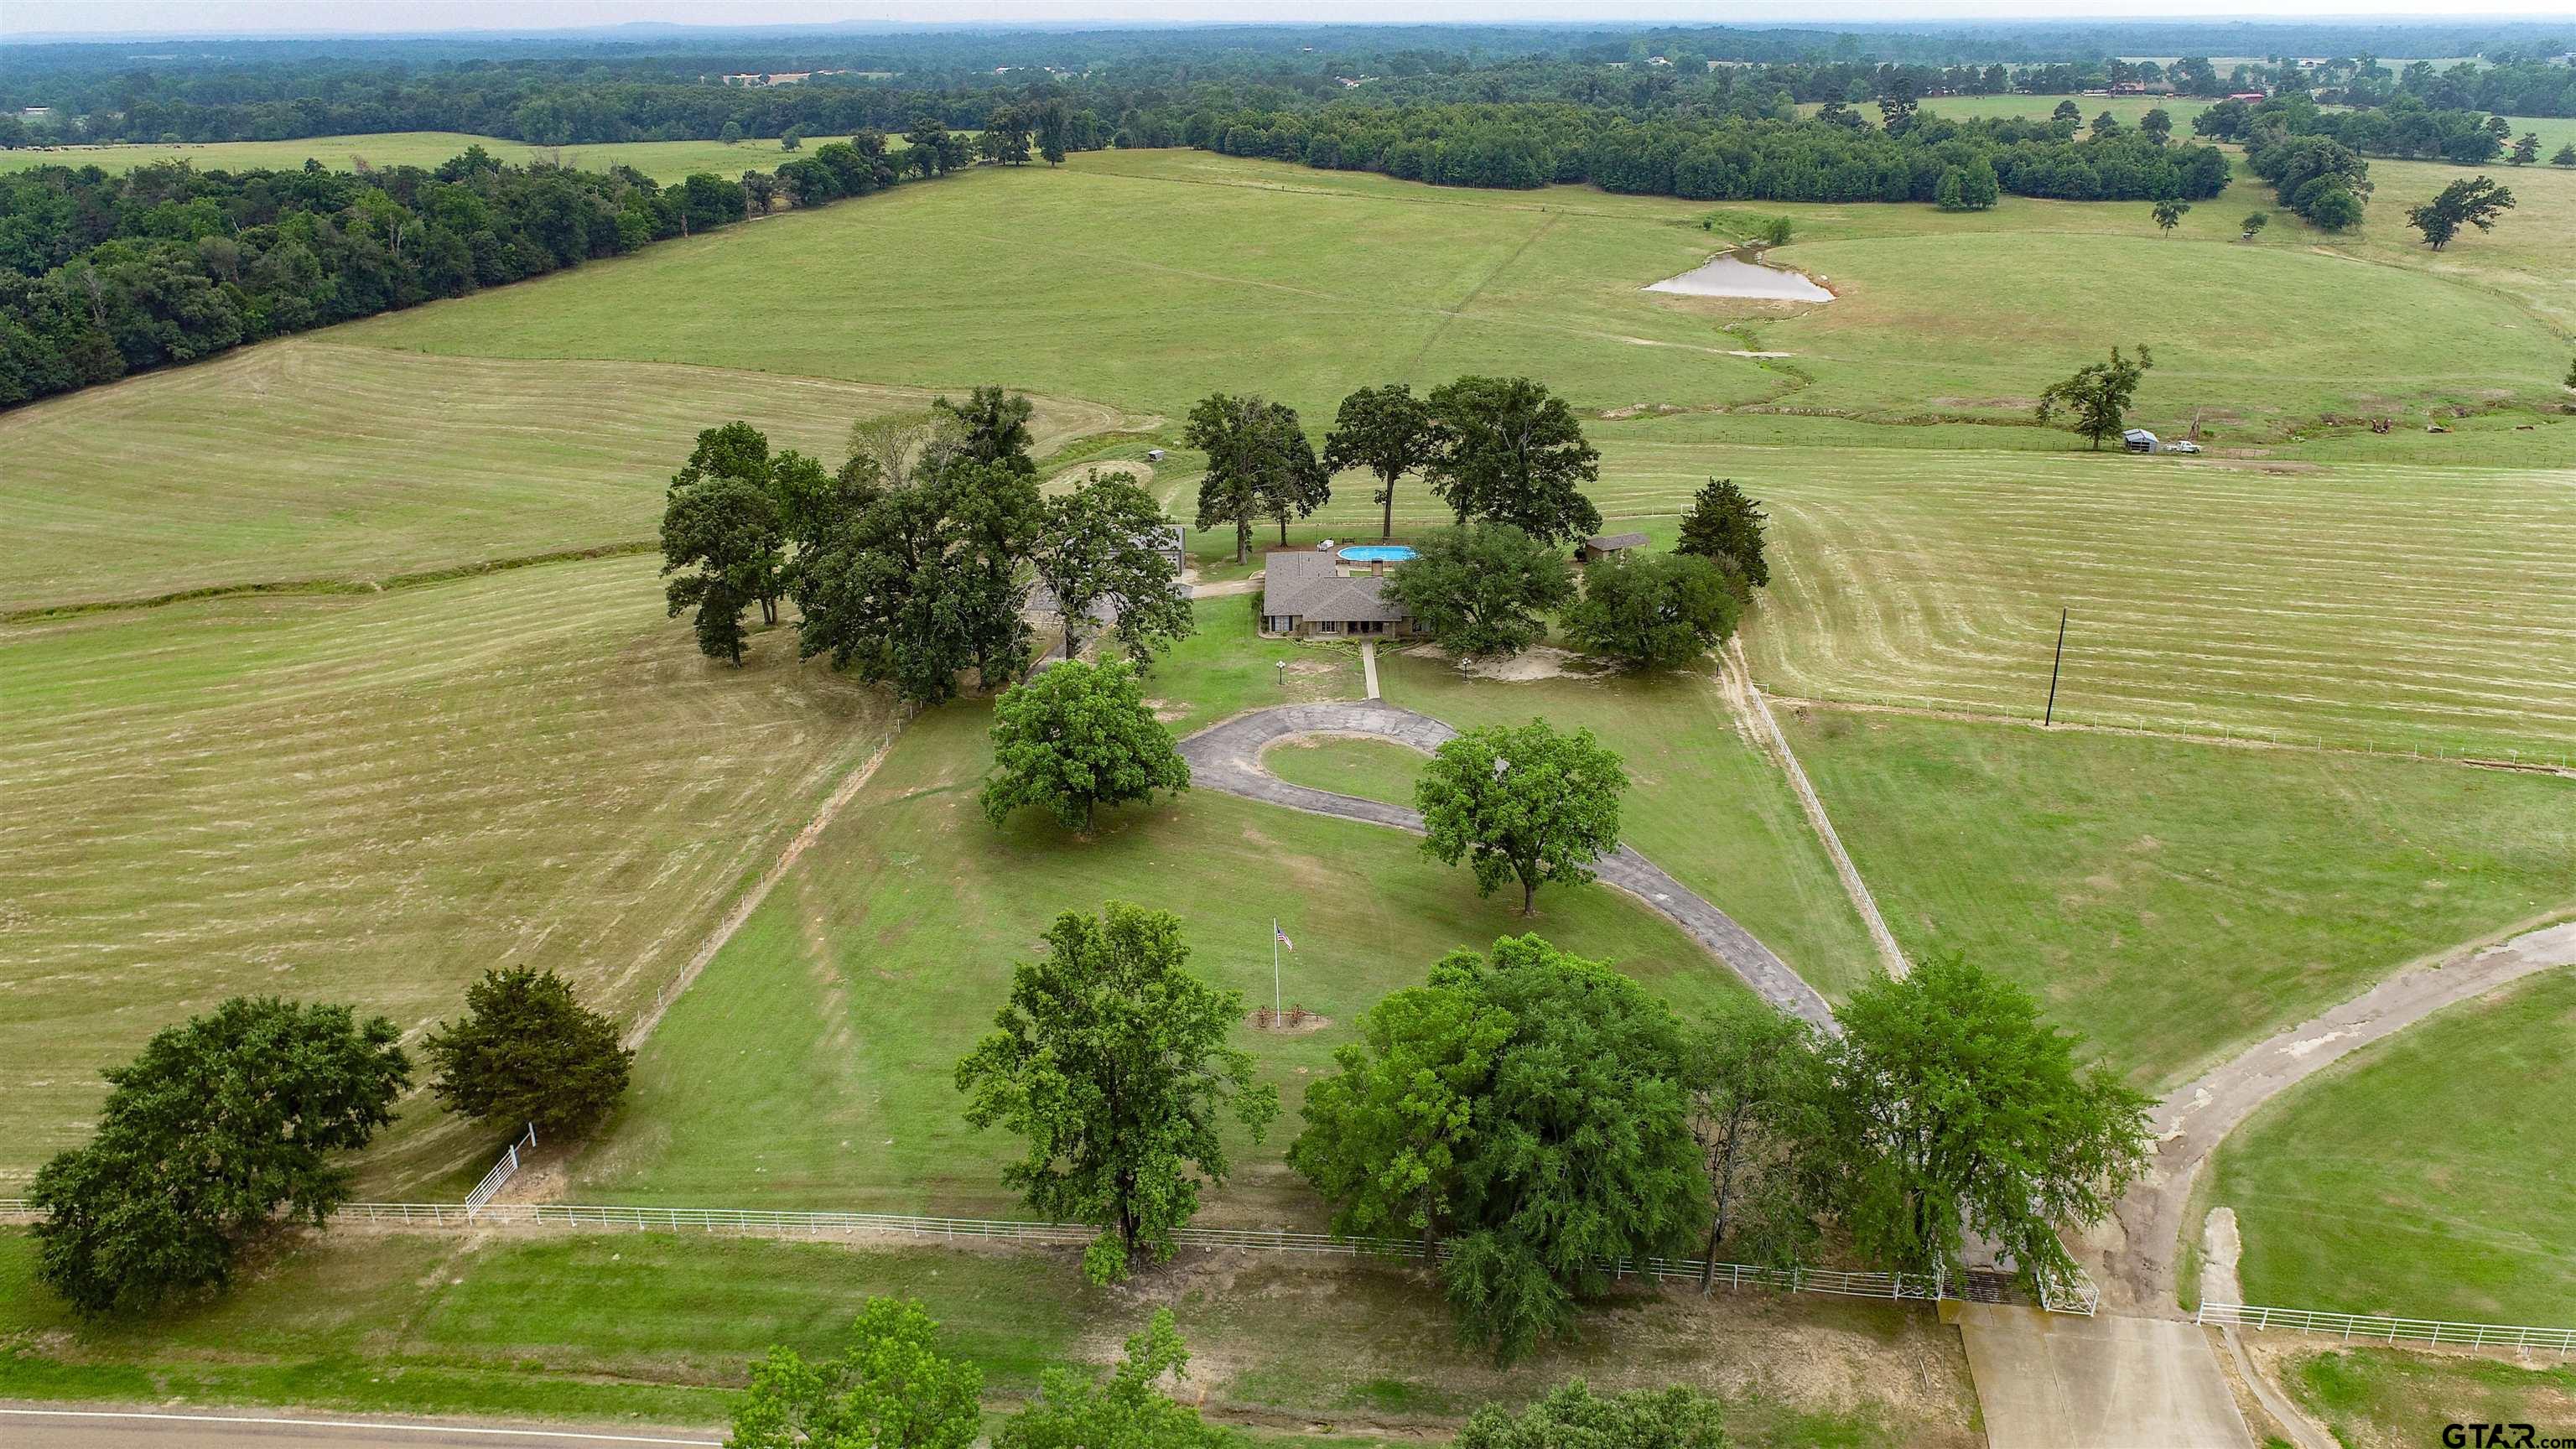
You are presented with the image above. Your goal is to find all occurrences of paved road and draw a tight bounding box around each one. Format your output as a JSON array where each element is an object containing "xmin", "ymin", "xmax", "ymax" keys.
[
  {"xmin": 1954, "ymin": 1305, "xmax": 2251, "ymax": 1449},
  {"xmin": 0, "ymin": 1405, "xmax": 719, "ymax": 1448},
  {"xmin": 1176, "ymin": 701, "xmax": 1838, "ymax": 1031},
  {"xmin": 2091, "ymin": 919, "xmax": 2576, "ymax": 1316}
]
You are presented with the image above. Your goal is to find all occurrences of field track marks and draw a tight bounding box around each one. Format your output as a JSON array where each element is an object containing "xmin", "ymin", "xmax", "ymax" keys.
[
  {"xmin": 1400, "ymin": 214, "xmax": 1558, "ymax": 375},
  {"xmin": 1178, "ymin": 700, "xmax": 1837, "ymax": 1030},
  {"xmin": 2086, "ymin": 916, "xmax": 2576, "ymax": 1317},
  {"xmin": 1718, "ymin": 640, "xmax": 1909, "ymax": 979},
  {"xmin": 621, "ymin": 715, "xmax": 913, "ymax": 1052}
]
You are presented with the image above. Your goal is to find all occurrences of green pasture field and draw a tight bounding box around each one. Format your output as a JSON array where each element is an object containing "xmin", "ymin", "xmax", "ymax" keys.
[
  {"xmin": 339, "ymin": 147, "xmax": 2573, "ymax": 434},
  {"xmin": 1291, "ymin": 432, "xmax": 2576, "ymax": 758},
  {"xmin": 0, "ymin": 340, "xmax": 1126, "ymax": 615},
  {"xmin": 2285, "ymin": 1346, "xmax": 2576, "ymax": 1449},
  {"xmin": 0, "ymin": 131, "xmax": 939, "ymax": 184},
  {"xmin": 0, "ymin": 556, "xmax": 901, "ymax": 1189},
  {"xmin": 0, "ymin": 1228, "xmax": 1978, "ymax": 1446},
  {"xmin": 2213, "ymin": 967, "xmax": 2576, "ymax": 1323},
  {"xmin": 1779, "ymin": 712, "xmax": 2576, "ymax": 1088}
]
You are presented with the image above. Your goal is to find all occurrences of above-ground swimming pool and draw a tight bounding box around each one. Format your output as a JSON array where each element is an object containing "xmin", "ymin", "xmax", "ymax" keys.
[{"xmin": 1338, "ymin": 545, "xmax": 1418, "ymax": 563}]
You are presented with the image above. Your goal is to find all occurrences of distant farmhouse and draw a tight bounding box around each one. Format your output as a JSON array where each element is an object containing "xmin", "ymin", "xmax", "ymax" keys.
[{"xmin": 1259, "ymin": 548, "xmax": 1428, "ymax": 639}]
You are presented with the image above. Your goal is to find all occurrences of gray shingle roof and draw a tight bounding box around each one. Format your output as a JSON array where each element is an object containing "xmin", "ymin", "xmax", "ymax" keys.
[
  {"xmin": 1584, "ymin": 531, "xmax": 1651, "ymax": 552},
  {"xmin": 1261, "ymin": 551, "xmax": 1410, "ymax": 623}
]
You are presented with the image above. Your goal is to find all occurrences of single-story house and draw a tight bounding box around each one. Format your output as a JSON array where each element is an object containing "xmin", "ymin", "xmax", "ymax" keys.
[
  {"xmin": 2122, "ymin": 428, "xmax": 2159, "ymax": 454},
  {"xmin": 1259, "ymin": 549, "xmax": 1428, "ymax": 639},
  {"xmin": 1576, "ymin": 531, "xmax": 1651, "ymax": 564}
]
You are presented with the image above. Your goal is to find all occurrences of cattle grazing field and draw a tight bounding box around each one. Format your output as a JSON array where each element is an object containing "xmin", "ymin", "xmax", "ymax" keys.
[{"xmin": 3, "ymin": 98, "xmax": 2573, "ymax": 1446}]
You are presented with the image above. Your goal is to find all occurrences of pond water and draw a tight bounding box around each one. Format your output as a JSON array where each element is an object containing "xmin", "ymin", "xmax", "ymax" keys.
[{"xmin": 1644, "ymin": 252, "xmax": 1834, "ymax": 303}]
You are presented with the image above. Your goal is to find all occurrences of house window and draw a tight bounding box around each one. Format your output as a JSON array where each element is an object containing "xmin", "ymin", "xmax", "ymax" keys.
[{"xmin": 1317, "ymin": 621, "xmax": 1339, "ymax": 633}]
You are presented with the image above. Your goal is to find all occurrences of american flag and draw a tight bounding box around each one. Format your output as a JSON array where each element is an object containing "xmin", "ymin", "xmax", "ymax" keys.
[{"xmin": 1274, "ymin": 922, "xmax": 1294, "ymax": 952}]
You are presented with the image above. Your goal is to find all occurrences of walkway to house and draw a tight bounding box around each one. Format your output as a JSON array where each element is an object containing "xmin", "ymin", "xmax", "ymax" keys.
[{"xmin": 1176, "ymin": 700, "xmax": 1836, "ymax": 1030}]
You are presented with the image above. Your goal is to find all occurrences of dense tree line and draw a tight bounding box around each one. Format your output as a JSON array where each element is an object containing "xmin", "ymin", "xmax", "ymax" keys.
[
  {"xmin": 0, "ymin": 135, "xmax": 970, "ymax": 408},
  {"xmin": 1184, "ymin": 101, "xmax": 2231, "ymax": 205},
  {"xmin": 2198, "ymin": 91, "xmax": 2530, "ymax": 167}
]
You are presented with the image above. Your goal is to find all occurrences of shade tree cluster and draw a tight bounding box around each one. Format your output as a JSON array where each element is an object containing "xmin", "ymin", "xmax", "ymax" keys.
[
  {"xmin": 1293, "ymin": 943, "xmax": 2152, "ymax": 1363},
  {"xmin": 29, "ymin": 969, "xmax": 631, "ymax": 1316},
  {"xmin": 659, "ymin": 390, "xmax": 1192, "ymax": 702}
]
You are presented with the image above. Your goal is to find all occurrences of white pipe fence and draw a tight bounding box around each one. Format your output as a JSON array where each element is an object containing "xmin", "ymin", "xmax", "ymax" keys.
[
  {"xmin": 329, "ymin": 1200, "xmax": 1967, "ymax": 1306},
  {"xmin": 2198, "ymin": 1301, "xmax": 2575, "ymax": 1357},
  {"xmin": 463, "ymin": 1123, "xmax": 537, "ymax": 1212},
  {"xmin": 0, "ymin": 1194, "xmax": 2101, "ymax": 1316}
]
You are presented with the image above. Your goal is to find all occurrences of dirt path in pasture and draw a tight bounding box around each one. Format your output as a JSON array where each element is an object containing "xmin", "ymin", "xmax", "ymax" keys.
[
  {"xmin": 1719, "ymin": 640, "xmax": 1909, "ymax": 977},
  {"xmin": 2084, "ymin": 918, "xmax": 2576, "ymax": 1317},
  {"xmin": 618, "ymin": 720, "xmax": 912, "ymax": 1050}
]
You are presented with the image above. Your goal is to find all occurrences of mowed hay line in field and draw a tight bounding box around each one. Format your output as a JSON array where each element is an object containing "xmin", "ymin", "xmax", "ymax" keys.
[
  {"xmin": 0, "ymin": 554, "xmax": 899, "ymax": 1187},
  {"xmin": 1, "ymin": 340, "xmax": 1130, "ymax": 614},
  {"xmin": 1571, "ymin": 436, "xmax": 2576, "ymax": 756}
]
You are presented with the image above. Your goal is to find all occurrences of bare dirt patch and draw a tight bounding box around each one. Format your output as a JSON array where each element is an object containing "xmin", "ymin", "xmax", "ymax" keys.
[{"xmin": 1406, "ymin": 642, "xmax": 1600, "ymax": 683}]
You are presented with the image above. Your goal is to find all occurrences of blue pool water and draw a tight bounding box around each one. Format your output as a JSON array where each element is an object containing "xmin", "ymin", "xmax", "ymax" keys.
[{"xmin": 1338, "ymin": 545, "xmax": 1418, "ymax": 563}]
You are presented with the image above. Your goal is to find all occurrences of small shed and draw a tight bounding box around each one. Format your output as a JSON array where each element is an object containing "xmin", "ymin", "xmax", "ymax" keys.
[
  {"xmin": 2122, "ymin": 428, "xmax": 2159, "ymax": 454},
  {"xmin": 1576, "ymin": 531, "xmax": 1651, "ymax": 564}
]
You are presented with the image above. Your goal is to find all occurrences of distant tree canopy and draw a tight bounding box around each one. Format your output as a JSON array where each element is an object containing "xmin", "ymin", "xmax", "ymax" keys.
[
  {"xmin": 1193, "ymin": 100, "xmax": 2231, "ymax": 207},
  {"xmin": 423, "ymin": 967, "xmax": 634, "ymax": 1140},
  {"xmin": 2036, "ymin": 343, "xmax": 2154, "ymax": 449},
  {"xmin": 30, "ymin": 997, "xmax": 410, "ymax": 1314}
]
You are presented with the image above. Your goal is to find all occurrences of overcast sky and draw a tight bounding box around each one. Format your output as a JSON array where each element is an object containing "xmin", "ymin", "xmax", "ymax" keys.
[{"xmin": 10, "ymin": 2, "xmax": 2573, "ymax": 39}]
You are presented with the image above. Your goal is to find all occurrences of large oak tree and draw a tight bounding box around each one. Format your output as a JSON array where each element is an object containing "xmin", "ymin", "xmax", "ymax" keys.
[{"xmin": 956, "ymin": 903, "xmax": 1277, "ymax": 1281}]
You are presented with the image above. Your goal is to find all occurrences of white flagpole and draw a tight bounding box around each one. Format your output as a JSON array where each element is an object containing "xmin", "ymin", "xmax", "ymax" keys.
[{"xmin": 1272, "ymin": 920, "xmax": 1282, "ymax": 1021}]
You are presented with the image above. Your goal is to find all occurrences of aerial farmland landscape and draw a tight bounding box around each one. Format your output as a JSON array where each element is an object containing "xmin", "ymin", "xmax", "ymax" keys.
[{"xmin": 1, "ymin": 6, "xmax": 2572, "ymax": 1448}]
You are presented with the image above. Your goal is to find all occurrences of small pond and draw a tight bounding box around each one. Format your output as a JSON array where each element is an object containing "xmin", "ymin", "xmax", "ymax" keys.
[{"xmin": 1644, "ymin": 251, "xmax": 1834, "ymax": 303}]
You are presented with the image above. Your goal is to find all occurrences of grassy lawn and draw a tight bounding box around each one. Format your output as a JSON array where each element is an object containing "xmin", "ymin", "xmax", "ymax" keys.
[
  {"xmin": 0, "ymin": 559, "xmax": 900, "ymax": 1192},
  {"xmin": 0, "ymin": 132, "xmax": 932, "ymax": 185},
  {"xmin": 2283, "ymin": 1347, "xmax": 2576, "ymax": 1449},
  {"xmin": 569, "ymin": 671, "xmax": 1774, "ymax": 1218},
  {"xmin": 1263, "ymin": 735, "xmax": 1426, "ymax": 807},
  {"xmin": 2214, "ymin": 967, "xmax": 2576, "ymax": 1323},
  {"xmin": 0, "ymin": 340, "xmax": 1127, "ymax": 615},
  {"xmin": 0, "ymin": 1228, "xmax": 1976, "ymax": 1446},
  {"xmin": 1780, "ymin": 712, "xmax": 2576, "ymax": 1087}
]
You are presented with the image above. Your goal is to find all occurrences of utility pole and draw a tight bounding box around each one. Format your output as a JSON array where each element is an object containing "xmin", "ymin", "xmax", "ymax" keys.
[{"xmin": 2044, "ymin": 609, "xmax": 2068, "ymax": 727}]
